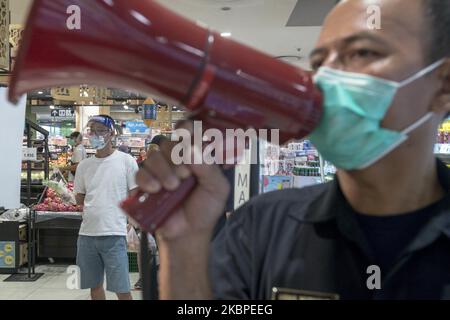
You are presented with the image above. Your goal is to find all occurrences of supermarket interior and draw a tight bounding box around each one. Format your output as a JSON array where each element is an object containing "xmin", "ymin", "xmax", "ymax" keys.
[{"xmin": 0, "ymin": 0, "xmax": 449, "ymax": 302}]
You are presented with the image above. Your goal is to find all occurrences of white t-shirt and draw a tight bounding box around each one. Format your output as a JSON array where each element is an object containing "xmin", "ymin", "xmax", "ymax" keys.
[
  {"xmin": 69, "ymin": 144, "xmax": 87, "ymax": 182},
  {"xmin": 74, "ymin": 150, "xmax": 139, "ymax": 236}
]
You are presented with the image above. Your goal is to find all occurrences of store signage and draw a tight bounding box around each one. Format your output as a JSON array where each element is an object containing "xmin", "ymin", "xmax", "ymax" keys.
[
  {"xmin": 50, "ymin": 108, "xmax": 75, "ymax": 118},
  {"xmin": 0, "ymin": 241, "xmax": 15, "ymax": 268},
  {"xmin": 234, "ymin": 148, "xmax": 251, "ymax": 210},
  {"xmin": 51, "ymin": 86, "xmax": 109, "ymax": 104},
  {"xmin": 22, "ymin": 147, "xmax": 37, "ymax": 161},
  {"xmin": 143, "ymin": 102, "xmax": 157, "ymax": 121},
  {"xmin": 435, "ymin": 144, "xmax": 450, "ymax": 155},
  {"xmin": 125, "ymin": 121, "xmax": 150, "ymax": 134}
]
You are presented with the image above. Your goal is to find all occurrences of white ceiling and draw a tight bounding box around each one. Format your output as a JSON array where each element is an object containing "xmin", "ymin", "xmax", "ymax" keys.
[
  {"xmin": 10, "ymin": 0, "xmax": 327, "ymax": 70},
  {"xmin": 158, "ymin": 0, "xmax": 323, "ymax": 69}
]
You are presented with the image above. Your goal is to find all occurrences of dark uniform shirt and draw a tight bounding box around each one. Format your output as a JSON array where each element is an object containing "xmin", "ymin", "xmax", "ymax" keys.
[{"xmin": 210, "ymin": 159, "xmax": 450, "ymax": 300}]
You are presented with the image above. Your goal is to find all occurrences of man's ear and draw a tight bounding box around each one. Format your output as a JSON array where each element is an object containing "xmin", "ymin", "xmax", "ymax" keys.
[{"xmin": 431, "ymin": 58, "xmax": 450, "ymax": 114}]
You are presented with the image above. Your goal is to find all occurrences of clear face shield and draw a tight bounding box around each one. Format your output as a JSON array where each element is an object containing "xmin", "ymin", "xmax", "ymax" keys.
[{"xmin": 83, "ymin": 116, "xmax": 115, "ymax": 150}]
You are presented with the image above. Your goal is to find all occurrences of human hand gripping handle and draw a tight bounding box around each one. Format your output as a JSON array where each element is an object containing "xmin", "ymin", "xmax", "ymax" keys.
[
  {"xmin": 127, "ymin": 134, "xmax": 231, "ymax": 242},
  {"xmin": 121, "ymin": 176, "xmax": 197, "ymax": 234}
]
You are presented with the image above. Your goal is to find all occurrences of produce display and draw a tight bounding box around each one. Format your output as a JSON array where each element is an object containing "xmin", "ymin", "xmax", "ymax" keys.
[
  {"xmin": 50, "ymin": 156, "xmax": 67, "ymax": 168},
  {"xmin": 33, "ymin": 182, "xmax": 83, "ymax": 213}
]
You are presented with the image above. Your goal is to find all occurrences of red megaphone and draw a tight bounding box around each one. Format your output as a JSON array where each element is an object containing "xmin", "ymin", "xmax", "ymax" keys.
[{"xmin": 9, "ymin": 0, "xmax": 322, "ymax": 233}]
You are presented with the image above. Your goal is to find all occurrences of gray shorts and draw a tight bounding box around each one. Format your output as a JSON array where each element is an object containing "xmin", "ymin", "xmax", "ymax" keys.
[{"xmin": 76, "ymin": 235, "xmax": 130, "ymax": 293}]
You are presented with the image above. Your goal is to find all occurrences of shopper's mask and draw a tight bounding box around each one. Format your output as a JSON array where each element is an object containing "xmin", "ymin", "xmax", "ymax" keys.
[
  {"xmin": 89, "ymin": 133, "xmax": 110, "ymax": 150},
  {"xmin": 88, "ymin": 129, "xmax": 111, "ymax": 150},
  {"xmin": 308, "ymin": 59, "xmax": 445, "ymax": 170}
]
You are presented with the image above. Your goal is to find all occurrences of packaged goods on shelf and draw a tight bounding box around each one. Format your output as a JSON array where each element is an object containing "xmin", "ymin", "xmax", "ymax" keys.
[
  {"xmin": 263, "ymin": 175, "xmax": 293, "ymax": 193},
  {"xmin": 437, "ymin": 120, "xmax": 450, "ymax": 144},
  {"xmin": 260, "ymin": 139, "xmax": 336, "ymax": 193},
  {"xmin": 21, "ymin": 171, "xmax": 46, "ymax": 184},
  {"xmin": 49, "ymin": 136, "xmax": 68, "ymax": 147}
]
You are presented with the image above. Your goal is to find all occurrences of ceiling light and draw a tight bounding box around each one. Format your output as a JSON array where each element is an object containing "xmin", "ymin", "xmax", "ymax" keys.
[
  {"xmin": 49, "ymin": 105, "xmax": 55, "ymax": 109},
  {"xmin": 38, "ymin": 91, "xmax": 43, "ymax": 94},
  {"xmin": 220, "ymin": 32, "xmax": 232, "ymax": 37},
  {"xmin": 275, "ymin": 55, "xmax": 302, "ymax": 62},
  {"xmin": 123, "ymin": 105, "xmax": 129, "ymax": 110}
]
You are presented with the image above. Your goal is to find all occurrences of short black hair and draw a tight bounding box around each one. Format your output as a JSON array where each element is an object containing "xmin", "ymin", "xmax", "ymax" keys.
[
  {"xmin": 69, "ymin": 131, "xmax": 81, "ymax": 139},
  {"xmin": 424, "ymin": 0, "xmax": 450, "ymax": 62},
  {"xmin": 150, "ymin": 135, "xmax": 168, "ymax": 146}
]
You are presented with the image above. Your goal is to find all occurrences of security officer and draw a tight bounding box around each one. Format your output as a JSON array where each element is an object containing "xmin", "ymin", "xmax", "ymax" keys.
[{"xmin": 136, "ymin": 0, "xmax": 450, "ymax": 299}]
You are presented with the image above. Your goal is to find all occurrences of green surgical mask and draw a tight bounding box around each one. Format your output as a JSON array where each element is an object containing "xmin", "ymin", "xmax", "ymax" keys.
[{"xmin": 309, "ymin": 59, "xmax": 444, "ymax": 170}]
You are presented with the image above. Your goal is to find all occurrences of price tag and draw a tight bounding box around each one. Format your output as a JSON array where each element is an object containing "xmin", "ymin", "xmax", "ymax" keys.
[
  {"xmin": 22, "ymin": 148, "xmax": 37, "ymax": 161},
  {"xmin": 443, "ymin": 144, "xmax": 450, "ymax": 154}
]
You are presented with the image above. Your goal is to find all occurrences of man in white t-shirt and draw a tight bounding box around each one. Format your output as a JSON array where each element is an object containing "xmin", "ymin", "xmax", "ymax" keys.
[
  {"xmin": 62, "ymin": 131, "xmax": 87, "ymax": 182},
  {"xmin": 74, "ymin": 115, "xmax": 138, "ymax": 300}
]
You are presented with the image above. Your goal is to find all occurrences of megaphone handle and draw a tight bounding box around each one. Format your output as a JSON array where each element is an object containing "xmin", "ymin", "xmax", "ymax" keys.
[{"xmin": 121, "ymin": 175, "xmax": 197, "ymax": 234}]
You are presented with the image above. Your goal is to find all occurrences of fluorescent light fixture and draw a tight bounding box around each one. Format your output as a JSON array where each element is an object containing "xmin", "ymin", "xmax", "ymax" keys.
[
  {"xmin": 123, "ymin": 105, "xmax": 129, "ymax": 110},
  {"xmin": 49, "ymin": 105, "xmax": 55, "ymax": 109},
  {"xmin": 38, "ymin": 91, "xmax": 43, "ymax": 94},
  {"xmin": 220, "ymin": 32, "xmax": 232, "ymax": 37}
]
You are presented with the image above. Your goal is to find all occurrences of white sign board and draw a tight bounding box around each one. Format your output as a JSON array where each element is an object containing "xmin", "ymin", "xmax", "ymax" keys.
[
  {"xmin": 435, "ymin": 143, "xmax": 450, "ymax": 155},
  {"xmin": 0, "ymin": 89, "xmax": 27, "ymax": 209},
  {"xmin": 22, "ymin": 148, "xmax": 37, "ymax": 161}
]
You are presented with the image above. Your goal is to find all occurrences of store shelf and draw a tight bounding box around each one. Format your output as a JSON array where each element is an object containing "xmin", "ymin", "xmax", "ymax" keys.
[
  {"xmin": 436, "ymin": 153, "xmax": 450, "ymax": 164},
  {"xmin": 20, "ymin": 183, "xmax": 45, "ymax": 187}
]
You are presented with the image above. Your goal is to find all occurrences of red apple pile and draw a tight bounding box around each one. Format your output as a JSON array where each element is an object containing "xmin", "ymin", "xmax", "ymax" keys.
[{"xmin": 33, "ymin": 185, "xmax": 83, "ymax": 213}]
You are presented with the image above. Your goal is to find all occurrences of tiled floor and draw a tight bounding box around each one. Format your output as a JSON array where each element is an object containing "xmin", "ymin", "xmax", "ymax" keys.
[{"xmin": 0, "ymin": 264, "xmax": 142, "ymax": 300}]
